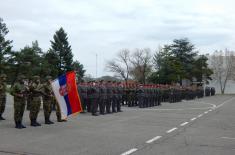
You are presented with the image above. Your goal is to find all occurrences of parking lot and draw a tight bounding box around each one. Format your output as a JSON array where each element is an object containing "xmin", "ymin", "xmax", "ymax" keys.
[{"xmin": 0, "ymin": 95, "xmax": 235, "ymax": 155}]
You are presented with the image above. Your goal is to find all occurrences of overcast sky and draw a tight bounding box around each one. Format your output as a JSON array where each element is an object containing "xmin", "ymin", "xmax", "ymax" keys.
[{"xmin": 1, "ymin": 0, "xmax": 235, "ymax": 77}]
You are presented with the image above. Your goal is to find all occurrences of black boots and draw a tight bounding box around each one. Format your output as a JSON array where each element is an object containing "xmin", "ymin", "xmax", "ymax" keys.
[
  {"xmin": 15, "ymin": 121, "xmax": 20, "ymax": 129},
  {"xmin": 92, "ymin": 113, "xmax": 99, "ymax": 116},
  {"xmin": 31, "ymin": 119, "xmax": 41, "ymax": 127},
  {"xmin": 45, "ymin": 118, "xmax": 54, "ymax": 124},
  {"xmin": 0, "ymin": 115, "xmax": 5, "ymax": 120},
  {"xmin": 15, "ymin": 121, "xmax": 26, "ymax": 129},
  {"xmin": 57, "ymin": 119, "xmax": 67, "ymax": 122}
]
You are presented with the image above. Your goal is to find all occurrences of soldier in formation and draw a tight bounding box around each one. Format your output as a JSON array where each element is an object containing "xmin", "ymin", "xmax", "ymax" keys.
[
  {"xmin": 2, "ymin": 73, "xmax": 217, "ymax": 129},
  {"xmin": 9, "ymin": 74, "xmax": 67, "ymax": 129},
  {"xmin": 211, "ymin": 87, "xmax": 216, "ymax": 96},
  {"xmin": 28, "ymin": 76, "xmax": 43, "ymax": 126},
  {"xmin": 122, "ymin": 83, "xmax": 212, "ymax": 107},
  {"xmin": 205, "ymin": 86, "xmax": 216, "ymax": 96},
  {"xmin": 41, "ymin": 76, "xmax": 54, "ymax": 124},
  {"xmin": 78, "ymin": 81, "xmax": 123, "ymax": 116},
  {"xmin": 135, "ymin": 84, "xmax": 162, "ymax": 108},
  {"xmin": 205, "ymin": 86, "xmax": 211, "ymax": 96},
  {"xmin": 0, "ymin": 74, "xmax": 7, "ymax": 120},
  {"xmin": 10, "ymin": 75, "xmax": 28, "ymax": 129},
  {"xmin": 78, "ymin": 81, "xmax": 216, "ymax": 111}
]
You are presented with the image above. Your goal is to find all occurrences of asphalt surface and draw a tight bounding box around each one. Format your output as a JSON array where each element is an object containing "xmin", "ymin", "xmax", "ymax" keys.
[{"xmin": 0, "ymin": 95, "xmax": 235, "ymax": 155}]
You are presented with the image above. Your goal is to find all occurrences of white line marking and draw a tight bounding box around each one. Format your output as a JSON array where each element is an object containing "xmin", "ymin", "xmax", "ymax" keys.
[
  {"xmin": 124, "ymin": 107, "xmax": 214, "ymax": 111},
  {"xmin": 191, "ymin": 117, "xmax": 196, "ymax": 121},
  {"xmin": 185, "ymin": 100, "xmax": 217, "ymax": 108},
  {"xmin": 180, "ymin": 122, "xmax": 189, "ymax": 126},
  {"xmin": 167, "ymin": 127, "xmax": 178, "ymax": 133},
  {"xmin": 221, "ymin": 137, "xmax": 235, "ymax": 140},
  {"xmin": 204, "ymin": 111, "xmax": 208, "ymax": 114},
  {"xmin": 124, "ymin": 100, "xmax": 220, "ymax": 112},
  {"xmin": 121, "ymin": 148, "xmax": 138, "ymax": 155},
  {"xmin": 208, "ymin": 109, "xmax": 212, "ymax": 112},
  {"xmin": 146, "ymin": 136, "xmax": 162, "ymax": 144},
  {"xmin": 198, "ymin": 114, "xmax": 203, "ymax": 118},
  {"xmin": 215, "ymin": 97, "xmax": 235, "ymax": 109}
]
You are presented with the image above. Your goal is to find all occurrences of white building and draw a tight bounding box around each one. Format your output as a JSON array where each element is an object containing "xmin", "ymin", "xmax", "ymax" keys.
[
  {"xmin": 207, "ymin": 53, "xmax": 235, "ymax": 94},
  {"xmin": 207, "ymin": 80, "xmax": 235, "ymax": 94}
]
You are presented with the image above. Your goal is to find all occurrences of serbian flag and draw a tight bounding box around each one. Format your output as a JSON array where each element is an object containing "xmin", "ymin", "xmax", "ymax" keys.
[{"xmin": 51, "ymin": 71, "xmax": 82, "ymax": 119}]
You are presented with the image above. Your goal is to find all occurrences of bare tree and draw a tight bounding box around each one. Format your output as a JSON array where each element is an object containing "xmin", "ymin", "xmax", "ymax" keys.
[
  {"xmin": 106, "ymin": 49, "xmax": 131, "ymax": 82},
  {"xmin": 211, "ymin": 49, "xmax": 235, "ymax": 94},
  {"xmin": 130, "ymin": 48, "xmax": 152, "ymax": 84}
]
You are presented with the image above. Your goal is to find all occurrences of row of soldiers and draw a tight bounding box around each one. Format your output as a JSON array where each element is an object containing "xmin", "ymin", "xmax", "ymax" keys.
[
  {"xmin": 0, "ymin": 74, "xmax": 66, "ymax": 129},
  {"xmin": 78, "ymin": 81, "xmax": 123, "ymax": 116},
  {"xmin": 122, "ymin": 84, "xmax": 206, "ymax": 107},
  {"xmin": 77, "ymin": 82, "xmax": 215, "ymax": 110},
  {"xmin": 1, "ymin": 73, "xmax": 216, "ymax": 129}
]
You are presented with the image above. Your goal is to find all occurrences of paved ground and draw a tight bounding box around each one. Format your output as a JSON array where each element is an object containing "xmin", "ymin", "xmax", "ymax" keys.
[{"xmin": 0, "ymin": 95, "xmax": 235, "ymax": 155}]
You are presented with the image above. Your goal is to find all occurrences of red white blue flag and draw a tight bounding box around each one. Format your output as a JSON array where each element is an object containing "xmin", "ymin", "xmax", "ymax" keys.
[{"xmin": 51, "ymin": 71, "xmax": 82, "ymax": 119}]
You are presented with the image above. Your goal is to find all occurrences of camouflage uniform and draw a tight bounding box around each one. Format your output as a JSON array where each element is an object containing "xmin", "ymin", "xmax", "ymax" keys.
[
  {"xmin": 42, "ymin": 76, "xmax": 54, "ymax": 124},
  {"xmin": 129, "ymin": 86, "xmax": 135, "ymax": 107},
  {"xmin": 78, "ymin": 83, "xmax": 87, "ymax": 113},
  {"xmin": 211, "ymin": 87, "xmax": 215, "ymax": 96},
  {"xmin": 10, "ymin": 75, "xmax": 28, "ymax": 129},
  {"xmin": 111, "ymin": 82, "xmax": 117, "ymax": 112},
  {"xmin": 106, "ymin": 82, "xmax": 112, "ymax": 113},
  {"xmin": 52, "ymin": 97, "xmax": 65, "ymax": 122},
  {"xmin": 150, "ymin": 87, "xmax": 154, "ymax": 107},
  {"xmin": 29, "ymin": 76, "xmax": 43, "ymax": 126},
  {"xmin": 91, "ymin": 82, "xmax": 99, "ymax": 116},
  {"xmin": 205, "ymin": 86, "xmax": 210, "ymax": 96},
  {"xmin": 117, "ymin": 83, "xmax": 123, "ymax": 112},
  {"xmin": 157, "ymin": 87, "xmax": 162, "ymax": 106},
  {"xmin": 143, "ymin": 87, "xmax": 148, "ymax": 108},
  {"xmin": 26, "ymin": 79, "xmax": 32, "ymax": 110},
  {"xmin": 86, "ymin": 82, "xmax": 92, "ymax": 113},
  {"xmin": 0, "ymin": 74, "xmax": 7, "ymax": 120},
  {"xmin": 99, "ymin": 81, "xmax": 106, "ymax": 115},
  {"xmin": 137, "ymin": 86, "xmax": 144, "ymax": 108}
]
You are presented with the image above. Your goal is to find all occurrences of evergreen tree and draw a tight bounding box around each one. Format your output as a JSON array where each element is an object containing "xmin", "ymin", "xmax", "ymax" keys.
[
  {"xmin": 170, "ymin": 38, "xmax": 198, "ymax": 83},
  {"xmin": 149, "ymin": 46, "xmax": 183, "ymax": 84},
  {"xmin": 149, "ymin": 38, "xmax": 212, "ymax": 85},
  {"xmin": 7, "ymin": 41, "xmax": 42, "ymax": 84},
  {"xmin": 0, "ymin": 18, "xmax": 13, "ymax": 73},
  {"xmin": 50, "ymin": 27, "xmax": 73, "ymax": 76},
  {"xmin": 72, "ymin": 60, "xmax": 86, "ymax": 82},
  {"xmin": 192, "ymin": 55, "xmax": 213, "ymax": 83},
  {"xmin": 41, "ymin": 49, "xmax": 60, "ymax": 79}
]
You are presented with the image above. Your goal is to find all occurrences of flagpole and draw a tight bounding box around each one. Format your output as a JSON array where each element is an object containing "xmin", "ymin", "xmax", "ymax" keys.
[{"xmin": 96, "ymin": 53, "xmax": 98, "ymax": 78}]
